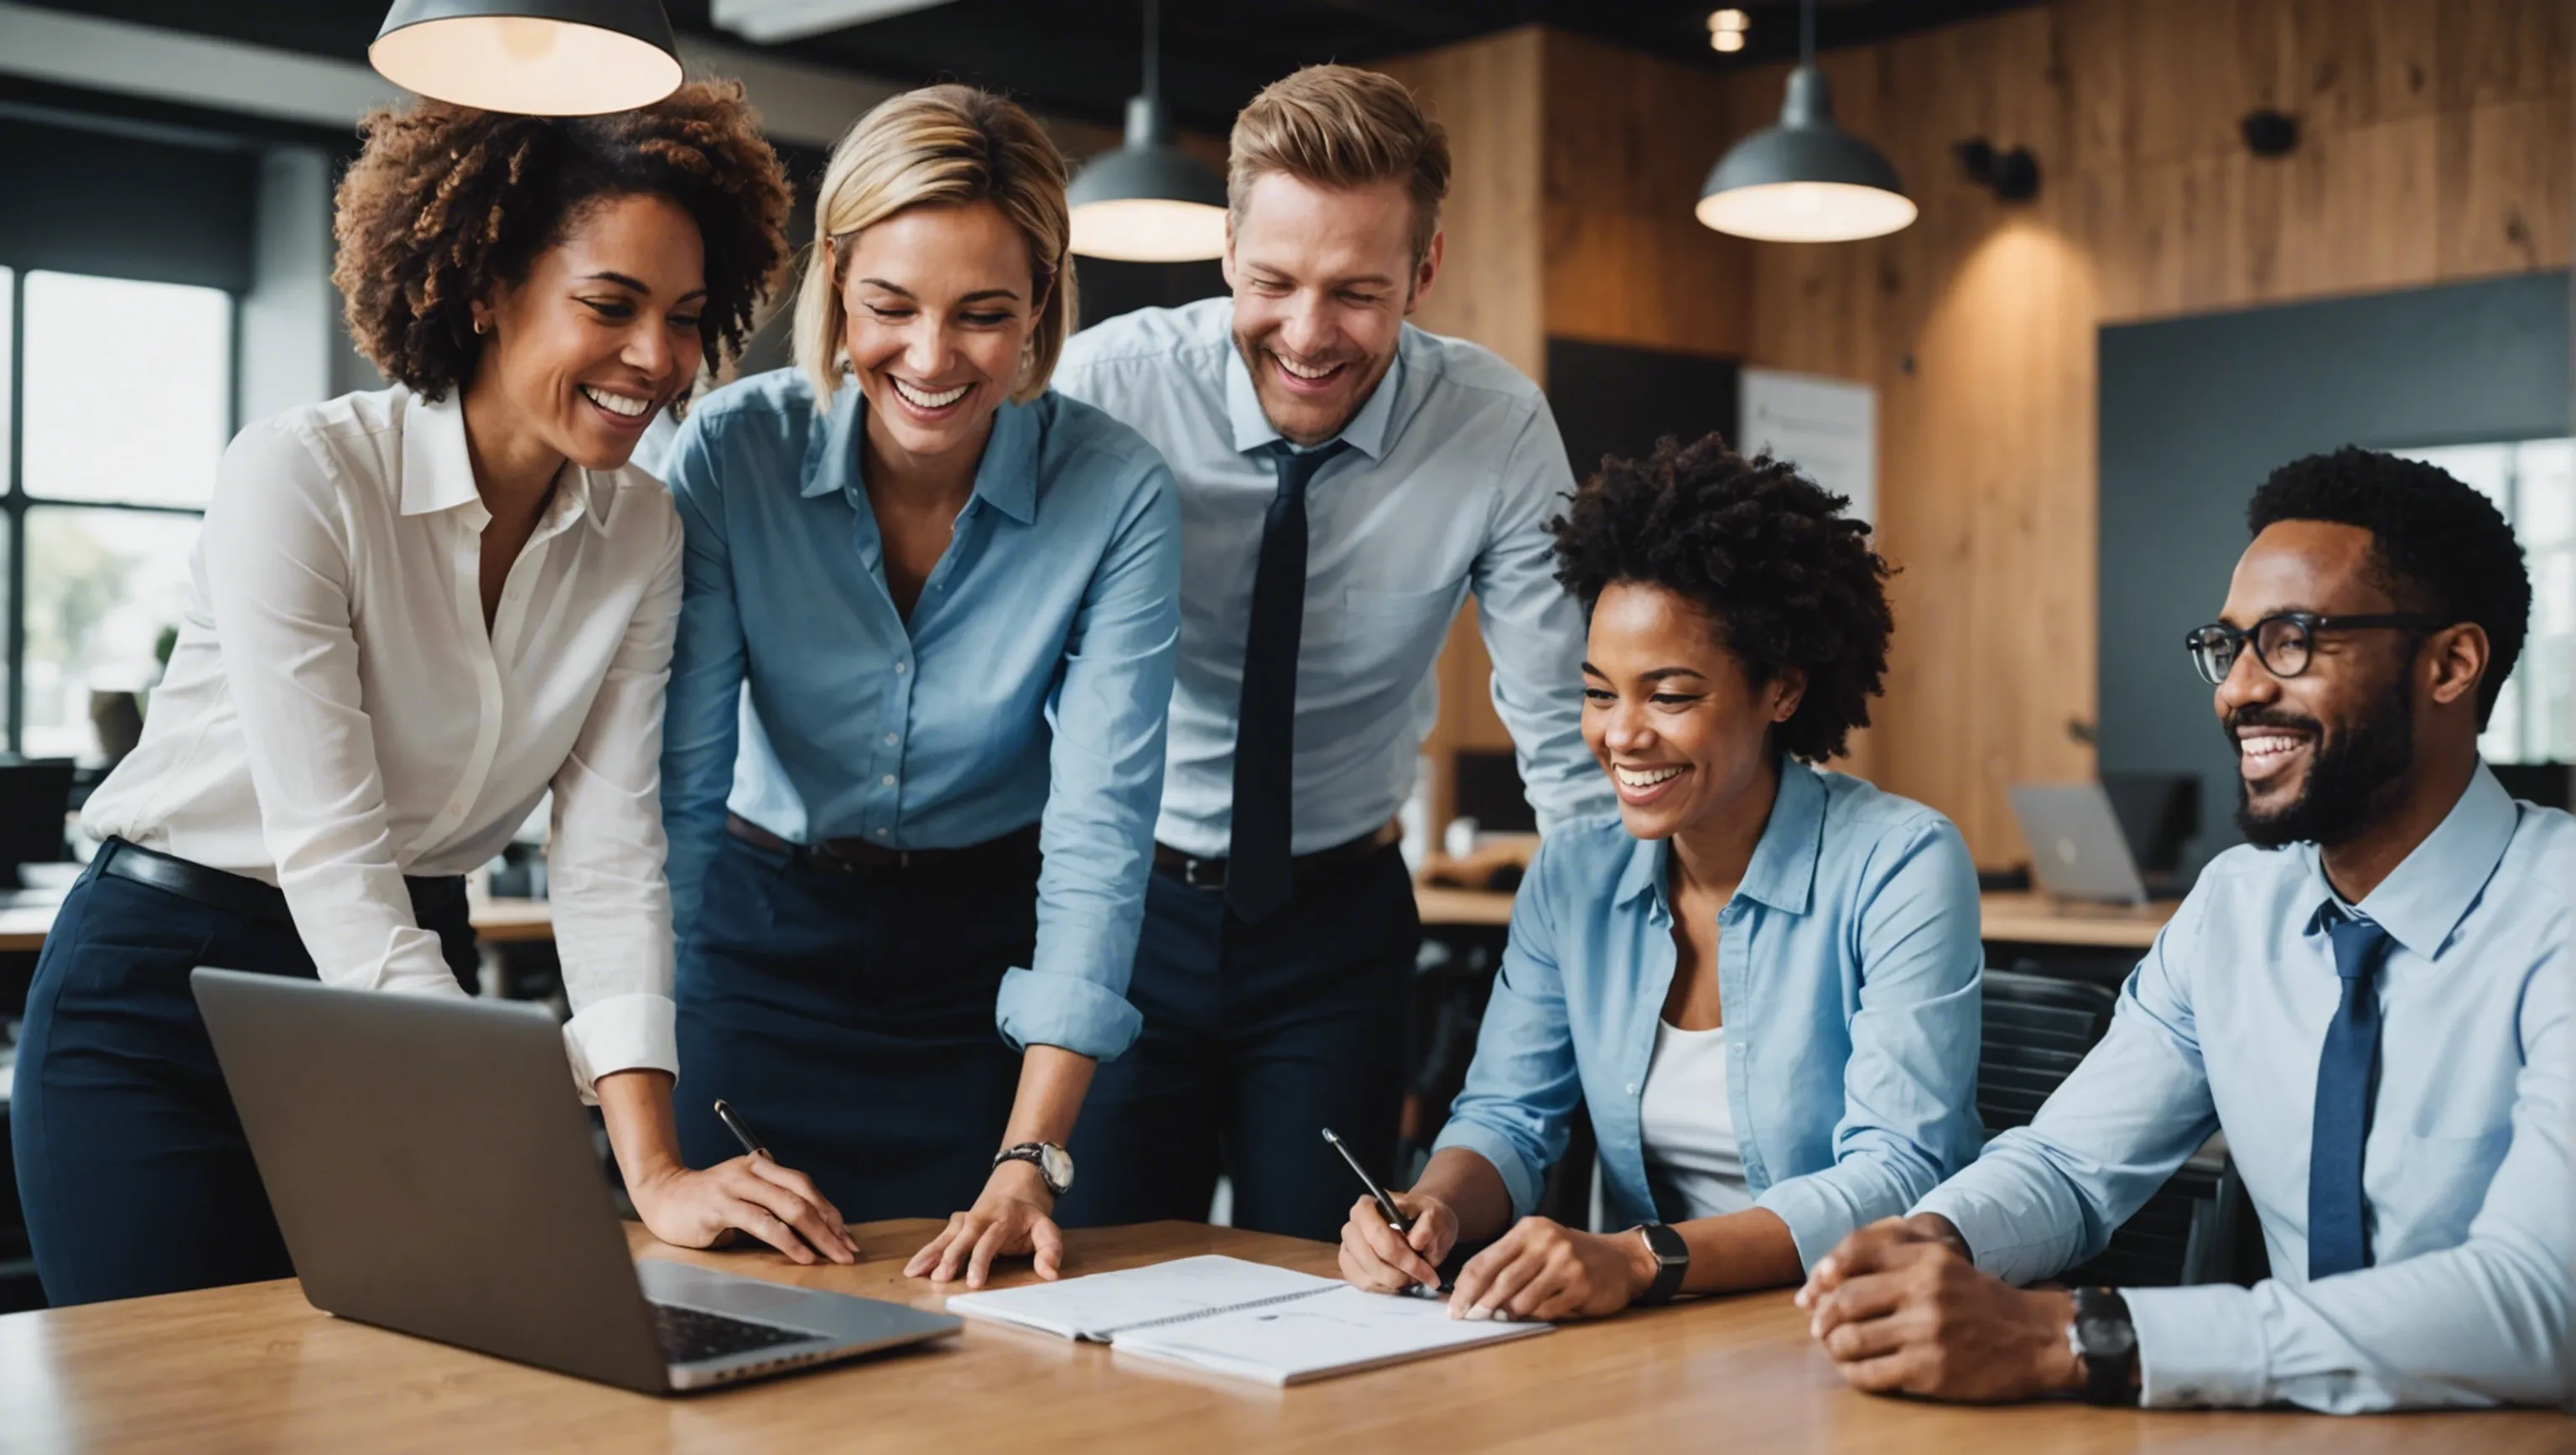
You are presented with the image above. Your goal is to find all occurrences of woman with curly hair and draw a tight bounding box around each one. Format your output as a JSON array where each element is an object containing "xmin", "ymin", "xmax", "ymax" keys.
[
  {"xmin": 10, "ymin": 83, "xmax": 859, "ymax": 1306},
  {"xmin": 655, "ymin": 85, "xmax": 1179, "ymax": 1291},
  {"xmin": 1336, "ymin": 434, "xmax": 1984, "ymax": 1322}
]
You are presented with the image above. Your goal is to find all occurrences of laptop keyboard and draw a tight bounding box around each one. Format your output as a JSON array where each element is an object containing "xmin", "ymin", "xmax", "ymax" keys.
[{"xmin": 651, "ymin": 1301, "xmax": 820, "ymax": 1364}]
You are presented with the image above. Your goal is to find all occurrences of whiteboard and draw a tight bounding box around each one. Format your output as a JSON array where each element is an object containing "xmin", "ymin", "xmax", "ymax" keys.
[{"xmin": 1738, "ymin": 368, "xmax": 1877, "ymax": 526}]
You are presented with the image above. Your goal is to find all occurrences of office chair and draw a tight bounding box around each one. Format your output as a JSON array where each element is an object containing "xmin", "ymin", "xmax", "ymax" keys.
[{"xmin": 1979, "ymin": 969, "xmax": 2259, "ymax": 1288}]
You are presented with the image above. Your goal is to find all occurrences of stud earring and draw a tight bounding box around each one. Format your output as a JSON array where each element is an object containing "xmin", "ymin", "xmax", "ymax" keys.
[{"xmin": 474, "ymin": 318, "xmax": 491, "ymax": 335}]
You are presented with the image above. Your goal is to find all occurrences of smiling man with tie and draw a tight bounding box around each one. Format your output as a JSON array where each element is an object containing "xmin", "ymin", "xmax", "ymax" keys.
[
  {"xmin": 1800, "ymin": 447, "xmax": 2571, "ymax": 1412},
  {"xmin": 1050, "ymin": 65, "xmax": 1610, "ymax": 1240}
]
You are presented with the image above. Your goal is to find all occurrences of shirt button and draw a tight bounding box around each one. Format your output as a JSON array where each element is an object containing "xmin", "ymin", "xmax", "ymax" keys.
[
  {"xmin": 880, "ymin": 774, "xmax": 896, "ymax": 787},
  {"xmin": 892, "ymin": 662, "xmax": 908, "ymax": 674},
  {"xmin": 448, "ymin": 801, "xmax": 467, "ymax": 816},
  {"xmin": 875, "ymin": 828, "xmax": 891, "ymax": 838},
  {"xmin": 884, "ymin": 733, "xmax": 898, "ymax": 746},
  {"xmin": 1625, "ymin": 1082, "xmax": 1639, "ymax": 1097}
]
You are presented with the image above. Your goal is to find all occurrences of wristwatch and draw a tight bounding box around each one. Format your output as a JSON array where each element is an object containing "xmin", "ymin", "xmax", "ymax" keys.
[
  {"xmin": 2069, "ymin": 1286, "xmax": 2139, "ymax": 1406},
  {"xmin": 991, "ymin": 1141, "xmax": 1075, "ymax": 1198},
  {"xmin": 1633, "ymin": 1223, "xmax": 1689, "ymax": 1305}
]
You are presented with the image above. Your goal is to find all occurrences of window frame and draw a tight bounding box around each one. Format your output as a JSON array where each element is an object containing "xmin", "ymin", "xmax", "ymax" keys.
[{"xmin": 0, "ymin": 266, "xmax": 233, "ymax": 756}]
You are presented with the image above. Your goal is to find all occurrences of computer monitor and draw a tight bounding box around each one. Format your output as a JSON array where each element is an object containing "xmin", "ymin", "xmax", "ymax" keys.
[{"xmin": 0, "ymin": 759, "xmax": 75, "ymax": 889}]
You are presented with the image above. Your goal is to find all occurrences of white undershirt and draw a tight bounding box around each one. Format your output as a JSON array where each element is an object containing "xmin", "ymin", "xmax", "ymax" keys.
[{"xmin": 1637, "ymin": 1018, "xmax": 1755, "ymax": 1219}]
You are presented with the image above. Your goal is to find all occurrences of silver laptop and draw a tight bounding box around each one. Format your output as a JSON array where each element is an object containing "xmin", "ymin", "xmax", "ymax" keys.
[
  {"xmin": 193, "ymin": 968, "xmax": 960, "ymax": 1394},
  {"xmin": 2009, "ymin": 782, "xmax": 2150, "ymax": 906}
]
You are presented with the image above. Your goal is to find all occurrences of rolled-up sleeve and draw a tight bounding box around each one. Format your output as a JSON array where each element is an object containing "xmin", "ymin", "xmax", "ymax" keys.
[
  {"xmin": 548, "ymin": 507, "xmax": 683, "ymax": 1101},
  {"xmin": 1757, "ymin": 814, "xmax": 1987, "ymax": 1267},
  {"xmin": 1431, "ymin": 839, "xmax": 1582, "ymax": 1217},
  {"xmin": 1469, "ymin": 401, "xmax": 1614, "ymax": 834},
  {"xmin": 1000, "ymin": 456, "xmax": 1180, "ymax": 1059},
  {"xmin": 200, "ymin": 419, "xmax": 461, "ymax": 1000},
  {"xmin": 656, "ymin": 418, "xmax": 747, "ymax": 946}
]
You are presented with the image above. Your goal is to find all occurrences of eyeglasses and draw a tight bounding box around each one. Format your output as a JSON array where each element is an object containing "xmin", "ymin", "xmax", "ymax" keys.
[{"xmin": 2184, "ymin": 611, "xmax": 2452, "ymax": 686}]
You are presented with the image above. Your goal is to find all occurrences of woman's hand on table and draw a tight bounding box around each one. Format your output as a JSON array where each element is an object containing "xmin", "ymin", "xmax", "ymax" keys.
[
  {"xmin": 1447, "ymin": 1216, "xmax": 1652, "ymax": 1322},
  {"xmin": 906, "ymin": 1159, "xmax": 1064, "ymax": 1289},
  {"xmin": 630, "ymin": 1155, "xmax": 858, "ymax": 1265},
  {"xmin": 1338, "ymin": 1190, "xmax": 1459, "ymax": 1294}
]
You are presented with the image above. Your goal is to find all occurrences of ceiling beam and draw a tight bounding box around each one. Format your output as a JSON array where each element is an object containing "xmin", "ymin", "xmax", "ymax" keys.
[{"xmin": 711, "ymin": 0, "xmax": 956, "ymax": 46}]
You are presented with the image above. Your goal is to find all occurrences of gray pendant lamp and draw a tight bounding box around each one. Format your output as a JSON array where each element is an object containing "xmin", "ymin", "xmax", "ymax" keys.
[
  {"xmin": 1067, "ymin": 0, "xmax": 1228, "ymax": 262},
  {"xmin": 1696, "ymin": 0, "xmax": 1915, "ymax": 242},
  {"xmin": 372, "ymin": 0, "xmax": 684, "ymax": 116}
]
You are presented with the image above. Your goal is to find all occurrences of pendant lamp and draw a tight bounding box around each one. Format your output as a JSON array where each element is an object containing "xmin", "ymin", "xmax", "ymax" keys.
[
  {"xmin": 1067, "ymin": 0, "xmax": 1228, "ymax": 262},
  {"xmin": 1696, "ymin": 0, "xmax": 1915, "ymax": 243},
  {"xmin": 372, "ymin": 0, "xmax": 684, "ymax": 116}
]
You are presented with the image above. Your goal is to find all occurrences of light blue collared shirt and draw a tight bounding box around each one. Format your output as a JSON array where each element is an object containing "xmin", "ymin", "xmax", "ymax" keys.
[
  {"xmin": 1052, "ymin": 299, "xmax": 1612, "ymax": 856},
  {"xmin": 1431, "ymin": 761, "xmax": 1987, "ymax": 1266},
  {"xmin": 656, "ymin": 370, "xmax": 1182, "ymax": 1060},
  {"xmin": 1915, "ymin": 762, "xmax": 2573, "ymax": 1411}
]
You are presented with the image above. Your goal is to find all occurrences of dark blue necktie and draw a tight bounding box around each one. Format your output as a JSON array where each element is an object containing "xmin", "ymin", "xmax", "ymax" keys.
[
  {"xmin": 2309, "ymin": 906, "xmax": 2391, "ymax": 1280},
  {"xmin": 1227, "ymin": 439, "xmax": 1348, "ymax": 924}
]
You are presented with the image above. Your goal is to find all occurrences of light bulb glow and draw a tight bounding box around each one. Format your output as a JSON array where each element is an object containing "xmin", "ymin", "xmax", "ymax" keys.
[
  {"xmin": 371, "ymin": 16, "xmax": 681, "ymax": 115},
  {"xmin": 1708, "ymin": 8, "xmax": 1749, "ymax": 31},
  {"xmin": 1711, "ymin": 29, "xmax": 1746, "ymax": 52},
  {"xmin": 1694, "ymin": 181, "xmax": 1917, "ymax": 242},
  {"xmin": 1069, "ymin": 198, "xmax": 1228, "ymax": 262}
]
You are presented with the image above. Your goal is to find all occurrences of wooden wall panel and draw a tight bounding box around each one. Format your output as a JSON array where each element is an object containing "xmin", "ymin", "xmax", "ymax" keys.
[{"xmin": 1732, "ymin": 0, "xmax": 2570, "ymax": 861}]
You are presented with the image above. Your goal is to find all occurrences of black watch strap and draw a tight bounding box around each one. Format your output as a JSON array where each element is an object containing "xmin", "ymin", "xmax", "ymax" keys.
[
  {"xmin": 2071, "ymin": 1286, "xmax": 2139, "ymax": 1406},
  {"xmin": 1634, "ymin": 1223, "xmax": 1689, "ymax": 1305}
]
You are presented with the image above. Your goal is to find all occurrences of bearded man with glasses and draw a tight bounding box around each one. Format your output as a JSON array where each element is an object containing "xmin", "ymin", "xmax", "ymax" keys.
[{"xmin": 1799, "ymin": 446, "xmax": 2569, "ymax": 1413}]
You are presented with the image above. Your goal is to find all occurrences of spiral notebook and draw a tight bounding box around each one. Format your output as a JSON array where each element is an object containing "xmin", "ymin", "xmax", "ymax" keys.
[{"xmin": 941, "ymin": 1255, "xmax": 1550, "ymax": 1385}]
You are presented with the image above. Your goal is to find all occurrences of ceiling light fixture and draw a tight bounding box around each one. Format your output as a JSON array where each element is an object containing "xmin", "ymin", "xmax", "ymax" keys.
[
  {"xmin": 1709, "ymin": 8, "xmax": 1749, "ymax": 51},
  {"xmin": 1066, "ymin": 0, "xmax": 1228, "ymax": 262},
  {"xmin": 371, "ymin": 0, "xmax": 683, "ymax": 115},
  {"xmin": 1696, "ymin": 0, "xmax": 1915, "ymax": 242}
]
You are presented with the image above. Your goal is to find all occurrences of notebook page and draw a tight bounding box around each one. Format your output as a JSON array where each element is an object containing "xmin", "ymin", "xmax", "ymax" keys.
[
  {"xmin": 943, "ymin": 1255, "xmax": 1340, "ymax": 1342},
  {"xmin": 1110, "ymin": 1284, "xmax": 1551, "ymax": 1385}
]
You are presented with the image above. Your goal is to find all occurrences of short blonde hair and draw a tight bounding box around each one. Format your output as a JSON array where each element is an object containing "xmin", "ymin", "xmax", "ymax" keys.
[
  {"xmin": 1228, "ymin": 65, "xmax": 1450, "ymax": 268},
  {"xmin": 792, "ymin": 85, "xmax": 1076, "ymax": 408}
]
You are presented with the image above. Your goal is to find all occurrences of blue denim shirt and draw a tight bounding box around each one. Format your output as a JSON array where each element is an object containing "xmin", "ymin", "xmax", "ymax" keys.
[
  {"xmin": 657, "ymin": 370, "xmax": 1181, "ymax": 1060},
  {"xmin": 1433, "ymin": 761, "xmax": 1986, "ymax": 1266},
  {"xmin": 1917, "ymin": 764, "xmax": 2573, "ymax": 1411}
]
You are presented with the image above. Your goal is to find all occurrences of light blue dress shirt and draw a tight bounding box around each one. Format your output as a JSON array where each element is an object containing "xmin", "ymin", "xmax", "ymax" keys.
[
  {"xmin": 1915, "ymin": 763, "xmax": 2572, "ymax": 1411},
  {"xmin": 1431, "ymin": 761, "xmax": 1987, "ymax": 1266},
  {"xmin": 1052, "ymin": 299, "xmax": 1613, "ymax": 856},
  {"xmin": 657, "ymin": 369, "xmax": 1182, "ymax": 1060}
]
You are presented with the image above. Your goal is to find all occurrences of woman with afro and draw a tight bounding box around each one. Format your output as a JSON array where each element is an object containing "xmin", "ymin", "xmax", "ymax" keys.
[
  {"xmin": 1338, "ymin": 434, "xmax": 1985, "ymax": 1322},
  {"xmin": 13, "ymin": 84, "xmax": 860, "ymax": 1305}
]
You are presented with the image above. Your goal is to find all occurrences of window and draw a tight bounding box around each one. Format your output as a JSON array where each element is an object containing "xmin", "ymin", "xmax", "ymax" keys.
[
  {"xmin": 2393, "ymin": 439, "xmax": 2573, "ymax": 766},
  {"xmin": 1, "ymin": 268, "xmax": 231, "ymax": 760}
]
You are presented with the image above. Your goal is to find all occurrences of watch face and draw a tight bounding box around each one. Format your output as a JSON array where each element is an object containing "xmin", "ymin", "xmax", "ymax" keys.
[
  {"xmin": 2078, "ymin": 1312, "xmax": 2136, "ymax": 1358},
  {"xmin": 1038, "ymin": 1143, "xmax": 1074, "ymax": 1193}
]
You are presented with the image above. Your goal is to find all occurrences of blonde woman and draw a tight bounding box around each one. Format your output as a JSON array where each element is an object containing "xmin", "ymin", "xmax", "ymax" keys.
[{"xmin": 657, "ymin": 86, "xmax": 1180, "ymax": 1287}]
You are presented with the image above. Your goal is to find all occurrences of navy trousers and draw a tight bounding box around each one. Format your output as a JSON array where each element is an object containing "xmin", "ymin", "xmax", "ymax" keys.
[
  {"xmin": 673, "ymin": 832, "xmax": 1035, "ymax": 1224},
  {"xmin": 11, "ymin": 845, "xmax": 477, "ymax": 1307},
  {"xmin": 1057, "ymin": 842, "xmax": 1417, "ymax": 1241}
]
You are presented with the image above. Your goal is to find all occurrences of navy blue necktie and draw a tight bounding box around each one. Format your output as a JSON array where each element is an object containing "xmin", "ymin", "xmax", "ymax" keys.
[
  {"xmin": 1227, "ymin": 439, "xmax": 1348, "ymax": 924},
  {"xmin": 2309, "ymin": 906, "xmax": 2391, "ymax": 1280}
]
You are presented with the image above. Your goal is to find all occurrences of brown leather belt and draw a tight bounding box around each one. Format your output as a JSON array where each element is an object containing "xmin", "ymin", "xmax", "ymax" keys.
[
  {"xmin": 725, "ymin": 813, "xmax": 1041, "ymax": 877},
  {"xmin": 1151, "ymin": 820, "xmax": 1402, "ymax": 891}
]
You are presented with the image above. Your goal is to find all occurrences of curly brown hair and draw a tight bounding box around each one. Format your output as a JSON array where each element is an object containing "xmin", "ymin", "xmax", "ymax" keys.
[
  {"xmin": 331, "ymin": 81, "xmax": 792, "ymax": 407},
  {"xmin": 1549, "ymin": 434, "xmax": 1895, "ymax": 763}
]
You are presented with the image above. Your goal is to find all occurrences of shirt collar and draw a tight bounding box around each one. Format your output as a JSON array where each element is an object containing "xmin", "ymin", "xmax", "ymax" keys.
[
  {"xmin": 1221, "ymin": 322, "xmax": 1402, "ymax": 463},
  {"xmin": 400, "ymin": 386, "xmax": 606, "ymax": 535},
  {"xmin": 1610, "ymin": 758, "xmax": 1828, "ymax": 917},
  {"xmin": 2303, "ymin": 761, "xmax": 2518, "ymax": 960},
  {"xmin": 805, "ymin": 381, "xmax": 1041, "ymax": 525}
]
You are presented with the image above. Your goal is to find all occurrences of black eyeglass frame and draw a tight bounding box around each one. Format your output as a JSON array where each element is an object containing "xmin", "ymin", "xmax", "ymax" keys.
[{"xmin": 2183, "ymin": 611, "xmax": 2455, "ymax": 686}]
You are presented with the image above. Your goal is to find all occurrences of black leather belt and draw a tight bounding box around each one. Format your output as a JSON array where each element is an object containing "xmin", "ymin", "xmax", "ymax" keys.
[
  {"xmin": 1152, "ymin": 821, "xmax": 1402, "ymax": 891},
  {"xmin": 96, "ymin": 837, "xmax": 466, "ymax": 923},
  {"xmin": 726, "ymin": 813, "xmax": 1041, "ymax": 878}
]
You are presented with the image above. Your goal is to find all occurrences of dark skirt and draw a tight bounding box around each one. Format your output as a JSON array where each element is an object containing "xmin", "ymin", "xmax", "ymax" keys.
[
  {"xmin": 11, "ymin": 841, "xmax": 477, "ymax": 1306},
  {"xmin": 673, "ymin": 830, "xmax": 1036, "ymax": 1224}
]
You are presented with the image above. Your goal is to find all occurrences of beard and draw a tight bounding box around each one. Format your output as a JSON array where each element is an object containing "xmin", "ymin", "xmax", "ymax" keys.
[{"xmin": 2231, "ymin": 670, "xmax": 2418, "ymax": 850}]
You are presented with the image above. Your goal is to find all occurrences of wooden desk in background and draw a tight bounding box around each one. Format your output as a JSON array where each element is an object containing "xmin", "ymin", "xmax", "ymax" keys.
[
  {"xmin": 0, "ymin": 895, "xmax": 556, "ymax": 955},
  {"xmin": 1416, "ymin": 881, "xmax": 2176, "ymax": 953},
  {"xmin": 2, "ymin": 1219, "xmax": 2552, "ymax": 1453}
]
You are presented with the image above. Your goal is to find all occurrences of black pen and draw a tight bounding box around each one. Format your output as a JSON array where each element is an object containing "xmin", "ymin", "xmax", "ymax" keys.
[
  {"xmin": 1322, "ymin": 1127, "xmax": 1444, "ymax": 1298},
  {"xmin": 714, "ymin": 1099, "xmax": 769, "ymax": 1160}
]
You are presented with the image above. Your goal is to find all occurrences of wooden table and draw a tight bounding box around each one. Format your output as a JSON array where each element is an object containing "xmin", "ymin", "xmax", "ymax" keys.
[
  {"xmin": 0, "ymin": 896, "xmax": 555, "ymax": 954},
  {"xmin": 1416, "ymin": 882, "xmax": 2177, "ymax": 952},
  {"xmin": 1, "ymin": 1220, "xmax": 2554, "ymax": 1453}
]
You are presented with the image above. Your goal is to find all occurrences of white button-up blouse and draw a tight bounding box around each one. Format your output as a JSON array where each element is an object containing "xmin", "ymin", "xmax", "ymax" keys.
[{"xmin": 83, "ymin": 385, "xmax": 682, "ymax": 1095}]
